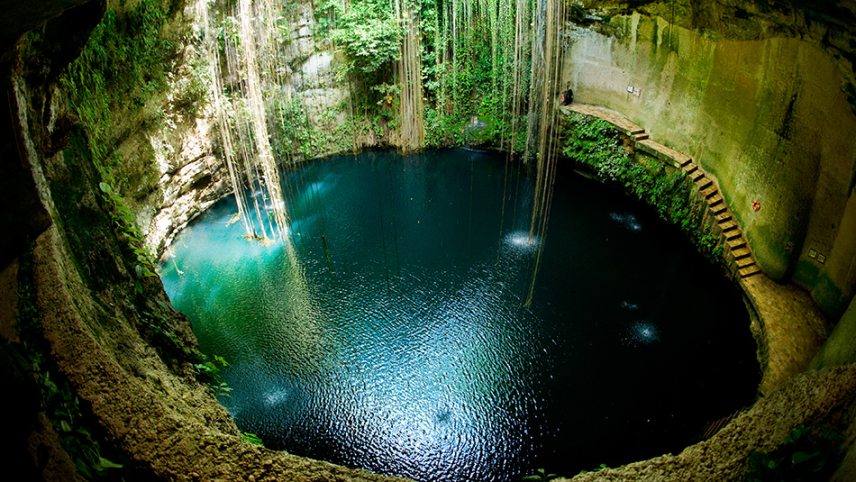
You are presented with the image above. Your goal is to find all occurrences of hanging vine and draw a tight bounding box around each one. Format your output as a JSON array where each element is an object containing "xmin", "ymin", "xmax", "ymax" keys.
[
  {"xmin": 395, "ymin": 0, "xmax": 425, "ymax": 151},
  {"xmin": 197, "ymin": 0, "xmax": 310, "ymax": 244},
  {"xmin": 198, "ymin": 0, "xmax": 568, "ymax": 297}
]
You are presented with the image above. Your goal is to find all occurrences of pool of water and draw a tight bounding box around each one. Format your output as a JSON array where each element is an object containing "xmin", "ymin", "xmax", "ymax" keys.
[{"xmin": 160, "ymin": 148, "xmax": 759, "ymax": 481}]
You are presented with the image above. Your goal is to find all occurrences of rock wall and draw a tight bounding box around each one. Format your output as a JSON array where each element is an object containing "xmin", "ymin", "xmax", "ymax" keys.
[
  {"xmin": 283, "ymin": 3, "xmax": 351, "ymax": 130},
  {"xmin": 136, "ymin": 0, "xmax": 352, "ymax": 256},
  {"xmin": 138, "ymin": 100, "xmax": 229, "ymax": 256},
  {"xmin": 563, "ymin": 13, "xmax": 856, "ymax": 317},
  {"xmin": 813, "ymin": 295, "xmax": 856, "ymax": 369}
]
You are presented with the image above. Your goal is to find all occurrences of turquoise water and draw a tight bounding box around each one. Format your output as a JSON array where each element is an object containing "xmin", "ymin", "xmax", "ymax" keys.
[{"xmin": 160, "ymin": 149, "xmax": 758, "ymax": 481}]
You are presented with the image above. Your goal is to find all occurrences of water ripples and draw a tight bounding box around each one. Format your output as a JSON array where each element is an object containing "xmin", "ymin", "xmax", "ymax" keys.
[{"xmin": 160, "ymin": 149, "xmax": 759, "ymax": 481}]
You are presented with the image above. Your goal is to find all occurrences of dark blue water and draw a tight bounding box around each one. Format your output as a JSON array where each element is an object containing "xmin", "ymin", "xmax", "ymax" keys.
[{"xmin": 160, "ymin": 149, "xmax": 759, "ymax": 481}]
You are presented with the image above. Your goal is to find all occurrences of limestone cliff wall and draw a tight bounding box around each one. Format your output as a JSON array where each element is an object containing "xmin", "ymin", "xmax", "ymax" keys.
[
  {"xmin": 563, "ymin": 13, "xmax": 856, "ymax": 317},
  {"xmin": 135, "ymin": 0, "xmax": 351, "ymax": 256}
]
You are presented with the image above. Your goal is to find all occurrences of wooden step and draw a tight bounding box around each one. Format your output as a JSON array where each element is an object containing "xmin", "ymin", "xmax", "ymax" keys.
[
  {"xmin": 723, "ymin": 228, "xmax": 742, "ymax": 241},
  {"xmin": 634, "ymin": 133, "xmax": 649, "ymax": 141},
  {"xmin": 635, "ymin": 139, "xmax": 694, "ymax": 169},
  {"xmin": 719, "ymin": 220, "xmax": 737, "ymax": 231},
  {"xmin": 710, "ymin": 202, "xmax": 728, "ymax": 215},
  {"xmin": 689, "ymin": 170, "xmax": 705, "ymax": 182},
  {"xmin": 700, "ymin": 186, "xmax": 719, "ymax": 199},
  {"xmin": 727, "ymin": 236, "xmax": 747, "ymax": 250},
  {"xmin": 682, "ymin": 161, "xmax": 698, "ymax": 174},
  {"xmin": 739, "ymin": 265, "xmax": 761, "ymax": 278},
  {"xmin": 715, "ymin": 211, "xmax": 732, "ymax": 223},
  {"xmin": 706, "ymin": 193, "xmax": 724, "ymax": 206},
  {"xmin": 735, "ymin": 257, "xmax": 756, "ymax": 268},
  {"xmin": 730, "ymin": 246, "xmax": 751, "ymax": 260},
  {"xmin": 695, "ymin": 177, "xmax": 713, "ymax": 190},
  {"xmin": 628, "ymin": 127, "xmax": 645, "ymax": 135},
  {"xmin": 635, "ymin": 139, "xmax": 661, "ymax": 158}
]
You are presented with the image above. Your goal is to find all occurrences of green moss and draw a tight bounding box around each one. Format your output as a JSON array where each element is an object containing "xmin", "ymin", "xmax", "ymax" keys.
[
  {"xmin": 49, "ymin": 130, "xmax": 125, "ymax": 290},
  {"xmin": 811, "ymin": 295, "xmax": 856, "ymax": 369},
  {"xmin": 794, "ymin": 260, "xmax": 850, "ymax": 317},
  {"xmin": 562, "ymin": 112, "xmax": 722, "ymax": 259},
  {"xmin": 811, "ymin": 274, "xmax": 847, "ymax": 319},
  {"xmin": 794, "ymin": 259, "xmax": 820, "ymax": 286},
  {"xmin": 746, "ymin": 226, "xmax": 794, "ymax": 281},
  {"xmin": 59, "ymin": 0, "xmax": 177, "ymax": 184}
]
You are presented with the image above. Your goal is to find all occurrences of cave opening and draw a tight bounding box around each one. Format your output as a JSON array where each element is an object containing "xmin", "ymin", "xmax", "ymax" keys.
[{"xmin": 4, "ymin": 0, "xmax": 856, "ymax": 479}]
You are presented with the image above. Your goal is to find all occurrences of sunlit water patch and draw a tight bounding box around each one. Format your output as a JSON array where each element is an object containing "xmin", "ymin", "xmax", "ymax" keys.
[
  {"xmin": 609, "ymin": 212, "xmax": 643, "ymax": 232},
  {"xmin": 161, "ymin": 149, "xmax": 759, "ymax": 481},
  {"xmin": 504, "ymin": 231, "xmax": 541, "ymax": 252},
  {"xmin": 625, "ymin": 321, "xmax": 660, "ymax": 346}
]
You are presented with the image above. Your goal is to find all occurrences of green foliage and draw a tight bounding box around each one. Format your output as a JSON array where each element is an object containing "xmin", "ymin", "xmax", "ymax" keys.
[
  {"xmin": 420, "ymin": 2, "xmax": 518, "ymax": 149},
  {"xmin": 33, "ymin": 358, "xmax": 125, "ymax": 479},
  {"xmin": 98, "ymin": 181, "xmax": 157, "ymax": 286},
  {"xmin": 299, "ymin": 0, "xmax": 533, "ymax": 151},
  {"xmin": 522, "ymin": 468, "xmax": 559, "ymax": 481},
  {"xmin": 171, "ymin": 53, "xmax": 210, "ymax": 119},
  {"xmin": 561, "ymin": 114, "xmax": 628, "ymax": 176},
  {"xmin": 271, "ymin": 96, "xmax": 312, "ymax": 159},
  {"xmin": 746, "ymin": 425, "xmax": 844, "ymax": 481},
  {"xmin": 217, "ymin": 14, "xmax": 241, "ymax": 50},
  {"xmin": 195, "ymin": 354, "xmax": 233, "ymax": 397},
  {"xmin": 241, "ymin": 432, "xmax": 264, "ymax": 445},
  {"xmin": 324, "ymin": 0, "xmax": 403, "ymax": 139},
  {"xmin": 314, "ymin": 0, "xmax": 344, "ymax": 38},
  {"xmin": 98, "ymin": 179, "xmax": 191, "ymax": 360},
  {"xmin": 333, "ymin": 0, "xmax": 402, "ymax": 75},
  {"xmin": 60, "ymin": 0, "xmax": 176, "ymax": 170},
  {"xmin": 269, "ymin": 96, "xmax": 355, "ymax": 160},
  {"xmin": 562, "ymin": 113, "xmax": 721, "ymax": 259},
  {"xmin": 698, "ymin": 233, "xmax": 723, "ymax": 258},
  {"xmin": 418, "ymin": 0, "xmax": 440, "ymax": 93},
  {"xmin": 371, "ymin": 81, "xmax": 400, "ymax": 127},
  {"xmin": 16, "ymin": 248, "xmax": 127, "ymax": 480}
]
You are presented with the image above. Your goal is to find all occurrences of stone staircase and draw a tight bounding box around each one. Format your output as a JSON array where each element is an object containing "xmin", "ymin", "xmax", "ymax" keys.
[{"xmin": 562, "ymin": 104, "xmax": 761, "ymax": 279}]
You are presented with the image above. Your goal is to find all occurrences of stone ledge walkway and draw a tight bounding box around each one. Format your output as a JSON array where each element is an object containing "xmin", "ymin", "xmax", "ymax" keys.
[{"xmin": 561, "ymin": 104, "xmax": 761, "ymax": 279}]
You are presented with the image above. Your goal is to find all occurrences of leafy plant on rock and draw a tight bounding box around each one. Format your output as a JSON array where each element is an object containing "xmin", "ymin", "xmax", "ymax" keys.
[
  {"xmin": 746, "ymin": 425, "xmax": 844, "ymax": 481},
  {"xmin": 333, "ymin": 0, "xmax": 402, "ymax": 76},
  {"xmin": 241, "ymin": 432, "xmax": 264, "ymax": 445},
  {"xmin": 195, "ymin": 354, "xmax": 233, "ymax": 397},
  {"xmin": 562, "ymin": 112, "xmax": 722, "ymax": 259}
]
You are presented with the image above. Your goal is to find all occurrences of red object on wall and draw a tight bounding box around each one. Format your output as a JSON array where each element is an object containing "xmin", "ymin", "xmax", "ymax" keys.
[{"xmin": 751, "ymin": 200, "xmax": 761, "ymax": 212}]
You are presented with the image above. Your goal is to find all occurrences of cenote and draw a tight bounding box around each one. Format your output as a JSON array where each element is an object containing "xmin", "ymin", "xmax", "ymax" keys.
[{"xmin": 160, "ymin": 148, "xmax": 759, "ymax": 481}]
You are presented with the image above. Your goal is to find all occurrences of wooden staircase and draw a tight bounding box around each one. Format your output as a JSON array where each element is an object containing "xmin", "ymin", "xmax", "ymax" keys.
[{"xmin": 562, "ymin": 104, "xmax": 761, "ymax": 279}]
